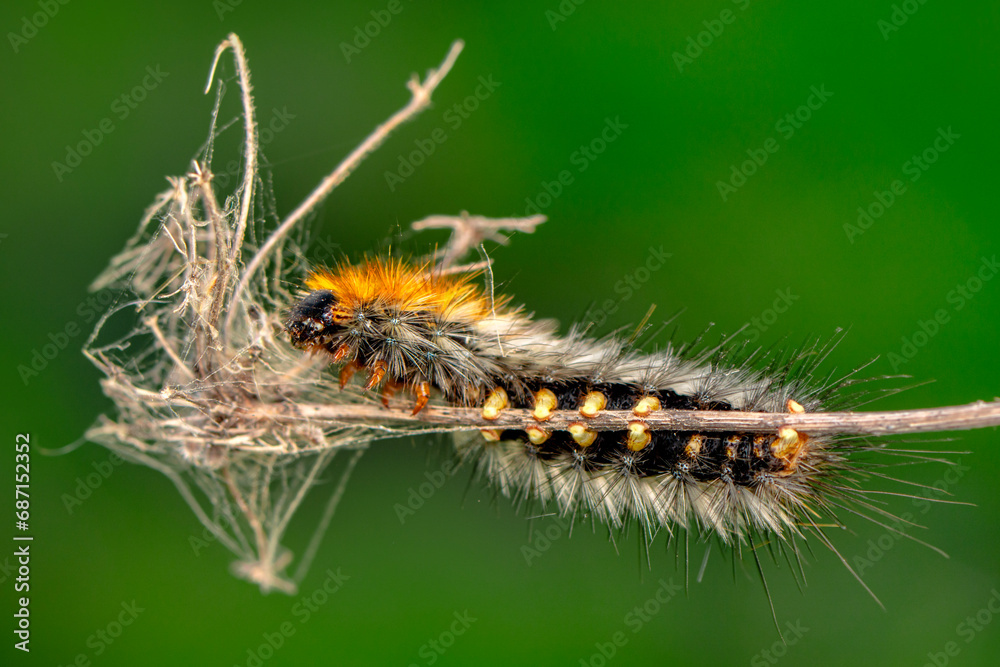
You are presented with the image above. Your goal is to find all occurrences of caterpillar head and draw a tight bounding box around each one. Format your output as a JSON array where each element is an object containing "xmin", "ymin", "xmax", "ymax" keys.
[{"xmin": 285, "ymin": 289, "xmax": 349, "ymax": 349}]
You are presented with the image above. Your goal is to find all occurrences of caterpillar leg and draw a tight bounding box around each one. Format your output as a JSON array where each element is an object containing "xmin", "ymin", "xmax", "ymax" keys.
[
  {"xmin": 338, "ymin": 360, "xmax": 362, "ymax": 388},
  {"xmin": 364, "ymin": 360, "xmax": 388, "ymax": 390},
  {"xmin": 412, "ymin": 381, "xmax": 431, "ymax": 415},
  {"xmin": 380, "ymin": 379, "xmax": 403, "ymax": 408}
]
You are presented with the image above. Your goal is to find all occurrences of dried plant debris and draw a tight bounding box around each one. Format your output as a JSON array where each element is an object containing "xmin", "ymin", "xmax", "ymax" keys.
[{"xmin": 84, "ymin": 35, "xmax": 479, "ymax": 593}]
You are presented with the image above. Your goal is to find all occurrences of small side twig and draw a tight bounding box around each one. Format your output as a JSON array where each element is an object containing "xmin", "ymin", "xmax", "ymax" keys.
[{"xmin": 412, "ymin": 212, "xmax": 547, "ymax": 268}]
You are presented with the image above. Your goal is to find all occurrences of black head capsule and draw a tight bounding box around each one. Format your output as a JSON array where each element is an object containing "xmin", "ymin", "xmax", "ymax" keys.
[{"xmin": 286, "ymin": 290, "xmax": 339, "ymax": 347}]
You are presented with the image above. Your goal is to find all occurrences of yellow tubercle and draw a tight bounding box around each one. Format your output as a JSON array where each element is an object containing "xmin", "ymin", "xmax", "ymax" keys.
[
  {"xmin": 579, "ymin": 391, "xmax": 607, "ymax": 419},
  {"xmin": 532, "ymin": 388, "xmax": 558, "ymax": 422},
  {"xmin": 526, "ymin": 426, "xmax": 551, "ymax": 445},
  {"xmin": 632, "ymin": 395, "xmax": 661, "ymax": 417},
  {"xmin": 771, "ymin": 427, "xmax": 809, "ymax": 475},
  {"xmin": 626, "ymin": 421, "xmax": 651, "ymax": 451},
  {"xmin": 568, "ymin": 422, "xmax": 597, "ymax": 448},
  {"xmin": 786, "ymin": 399, "xmax": 805, "ymax": 414},
  {"xmin": 481, "ymin": 387, "xmax": 509, "ymax": 421}
]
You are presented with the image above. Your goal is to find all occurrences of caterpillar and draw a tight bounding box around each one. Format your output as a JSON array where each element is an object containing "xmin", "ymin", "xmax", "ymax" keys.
[
  {"xmin": 83, "ymin": 34, "xmax": 986, "ymax": 609},
  {"xmin": 285, "ymin": 256, "xmax": 918, "ymax": 583}
]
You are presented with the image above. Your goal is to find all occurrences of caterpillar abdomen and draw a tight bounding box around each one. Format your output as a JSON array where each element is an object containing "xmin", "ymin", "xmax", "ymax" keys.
[{"xmin": 286, "ymin": 258, "xmax": 847, "ymax": 548}]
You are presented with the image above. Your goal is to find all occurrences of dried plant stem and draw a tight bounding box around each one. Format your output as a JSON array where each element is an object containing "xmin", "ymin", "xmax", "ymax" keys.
[
  {"xmin": 265, "ymin": 399, "xmax": 1000, "ymax": 437},
  {"xmin": 105, "ymin": 383, "xmax": 1000, "ymax": 442},
  {"xmin": 110, "ymin": 391, "xmax": 1000, "ymax": 443},
  {"xmin": 205, "ymin": 33, "xmax": 257, "ymax": 271},
  {"xmin": 222, "ymin": 465, "xmax": 268, "ymax": 565},
  {"xmin": 225, "ymin": 39, "xmax": 466, "ymax": 333},
  {"xmin": 144, "ymin": 315, "xmax": 196, "ymax": 381}
]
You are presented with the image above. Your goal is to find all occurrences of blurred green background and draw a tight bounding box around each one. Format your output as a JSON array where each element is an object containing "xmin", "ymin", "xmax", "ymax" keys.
[{"xmin": 2, "ymin": 1, "xmax": 998, "ymax": 665}]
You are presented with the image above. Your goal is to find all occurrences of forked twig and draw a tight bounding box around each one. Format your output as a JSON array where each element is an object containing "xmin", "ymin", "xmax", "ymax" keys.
[{"xmin": 412, "ymin": 212, "xmax": 547, "ymax": 268}]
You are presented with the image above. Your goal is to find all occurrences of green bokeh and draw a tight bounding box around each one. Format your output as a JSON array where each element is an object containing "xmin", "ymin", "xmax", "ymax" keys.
[{"xmin": 2, "ymin": 1, "xmax": 998, "ymax": 665}]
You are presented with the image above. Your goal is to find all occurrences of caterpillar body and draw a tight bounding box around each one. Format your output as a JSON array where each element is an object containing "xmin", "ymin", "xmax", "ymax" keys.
[{"xmin": 286, "ymin": 257, "xmax": 899, "ymax": 563}]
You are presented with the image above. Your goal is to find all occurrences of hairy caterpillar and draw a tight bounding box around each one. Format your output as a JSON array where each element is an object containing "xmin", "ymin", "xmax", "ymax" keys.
[
  {"xmin": 285, "ymin": 255, "xmax": 926, "ymax": 596},
  {"xmin": 84, "ymin": 34, "xmax": 993, "ymax": 611}
]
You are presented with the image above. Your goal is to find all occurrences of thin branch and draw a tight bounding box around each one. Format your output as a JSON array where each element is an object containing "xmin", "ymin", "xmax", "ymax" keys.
[
  {"xmin": 259, "ymin": 399, "xmax": 1000, "ymax": 437},
  {"xmin": 145, "ymin": 315, "xmax": 196, "ymax": 381},
  {"xmin": 205, "ymin": 32, "xmax": 257, "ymax": 269},
  {"xmin": 223, "ymin": 464, "xmax": 268, "ymax": 562},
  {"xmin": 225, "ymin": 39, "xmax": 466, "ymax": 332}
]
